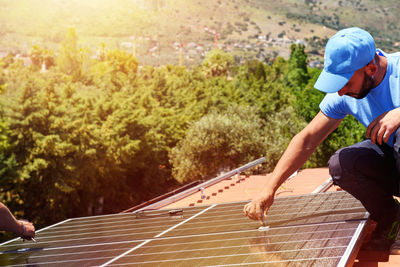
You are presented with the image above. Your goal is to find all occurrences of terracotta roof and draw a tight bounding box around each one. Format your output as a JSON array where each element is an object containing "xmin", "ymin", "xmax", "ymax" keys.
[{"xmin": 163, "ymin": 168, "xmax": 335, "ymax": 209}]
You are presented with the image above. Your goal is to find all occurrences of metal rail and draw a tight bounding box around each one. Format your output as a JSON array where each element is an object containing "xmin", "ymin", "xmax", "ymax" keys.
[
  {"xmin": 121, "ymin": 180, "xmax": 202, "ymax": 213},
  {"xmin": 132, "ymin": 157, "xmax": 266, "ymax": 212},
  {"xmin": 312, "ymin": 177, "xmax": 334, "ymax": 194}
]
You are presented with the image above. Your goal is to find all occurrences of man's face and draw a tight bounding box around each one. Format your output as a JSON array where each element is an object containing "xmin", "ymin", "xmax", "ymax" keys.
[{"xmin": 338, "ymin": 69, "xmax": 375, "ymax": 99}]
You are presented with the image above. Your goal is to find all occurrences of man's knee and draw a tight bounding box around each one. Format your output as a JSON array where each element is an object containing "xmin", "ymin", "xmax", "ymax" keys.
[
  {"xmin": 328, "ymin": 149, "xmax": 344, "ymax": 186},
  {"xmin": 328, "ymin": 146, "xmax": 374, "ymax": 195},
  {"xmin": 328, "ymin": 140, "xmax": 391, "ymax": 187},
  {"xmin": 328, "ymin": 144, "xmax": 373, "ymax": 186},
  {"xmin": 328, "ymin": 146, "xmax": 359, "ymax": 174}
]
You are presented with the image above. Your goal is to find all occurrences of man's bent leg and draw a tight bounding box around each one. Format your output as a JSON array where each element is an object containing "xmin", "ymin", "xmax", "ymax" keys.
[
  {"xmin": 329, "ymin": 140, "xmax": 400, "ymax": 250},
  {"xmin": 329, "ymin": 140, "xmax": 399, "ymax": 224}
]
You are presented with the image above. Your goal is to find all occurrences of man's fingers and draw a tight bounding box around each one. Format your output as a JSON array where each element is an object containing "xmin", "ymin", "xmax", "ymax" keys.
[
  {"xmin": 255, "ymin": 203, "xmax": 263, "ymax": 224},
  {"xmin": 20, "ymin": 220, "xmax": 35, "ymax": 238},
  {"xmin": 384, "ymin": 127, "xmax": 395, "ymax": 143},
  {"xmin": 366, "ymin": 117, "xmax": 379, "ymax": 138},
  {"xmin": 366, "ymin": 111, "xmax": 400, "ymax": 145},
  {"xmin": 367, "ymin": 113, "xmax": 386, "ymax": 141},
  {"xmin": 376, "ymin": 124, "xmax": 395, "ymax": 145},
  {"xmin": 243, "ymin": 203, "xmax": 255, "ymax": 220},
  {"xmin": 243, "ymin": 202, "xmax": 266, "ymax": 222},
  {"xmin": 366, "ymin": 123, "xmax": 373, "ymax": 138},
  {"xmin": 377, "ymin": 127, "xmax": 385, "ymax": 145},
  {"xmin": 243, "ymin": 204, "xmax": 249, "ymax": 216},
  {"xmin": 369, "ymin": 122, "xmax": 381, "ymax": 144}
]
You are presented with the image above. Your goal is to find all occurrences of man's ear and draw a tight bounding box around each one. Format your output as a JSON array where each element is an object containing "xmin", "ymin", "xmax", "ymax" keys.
[{"xmin": 365, "ymin": 62, "xmax": 378, "ymax": 76}]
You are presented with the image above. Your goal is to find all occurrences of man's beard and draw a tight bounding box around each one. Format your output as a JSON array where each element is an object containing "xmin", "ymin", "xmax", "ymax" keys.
[{"xmin": 354, "ymin": 73, "xmax": 375, "ymax": 99}]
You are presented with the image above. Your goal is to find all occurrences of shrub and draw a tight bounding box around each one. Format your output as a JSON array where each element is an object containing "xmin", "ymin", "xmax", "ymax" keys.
[{"xmin": 170, "ymin": 106, "xmax": 267, "ymax": 183}]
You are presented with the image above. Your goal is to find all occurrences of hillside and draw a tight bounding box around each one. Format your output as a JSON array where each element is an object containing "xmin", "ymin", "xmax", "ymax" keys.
[{"xmin": 0, "ymin": 0, "xmax": 400, "ymax": 66}]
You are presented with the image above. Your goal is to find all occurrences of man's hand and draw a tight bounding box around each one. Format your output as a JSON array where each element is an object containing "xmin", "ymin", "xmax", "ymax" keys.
[
  {"xmin": 18, "ymin": 220, "xmax": 35, "ymax": 240},
  {"xmin": 366, "ymin": 108, "xmax": 400, "ymax": 145},
  {"xmin": 243, "ymin": 189, "xmax": 275, "ymax": 225}
]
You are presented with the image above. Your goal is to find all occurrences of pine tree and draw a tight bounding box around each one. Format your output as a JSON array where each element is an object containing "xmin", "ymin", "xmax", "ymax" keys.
[
  {"xmin": 57, "ymin": 28, "xmax": 84, "ymax": 80},
  {"xmin": 287, "ymin": 43, "xmax": 309, "ymax": 88}
]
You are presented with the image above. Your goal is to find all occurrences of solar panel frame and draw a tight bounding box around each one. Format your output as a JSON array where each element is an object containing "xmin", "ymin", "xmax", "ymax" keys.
[{"xmin": 0, "ymin": 191, "xmax": 369, "ymax": 267}]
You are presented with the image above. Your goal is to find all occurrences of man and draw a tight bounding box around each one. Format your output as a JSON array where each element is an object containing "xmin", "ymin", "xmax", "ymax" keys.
[
  {"xmin": 243, "ymin": 27, "xmax": 400, "ymax": 251},
  {"xmin": 0, "ymin": 202, "xmax": 35, "ymax": 240}
]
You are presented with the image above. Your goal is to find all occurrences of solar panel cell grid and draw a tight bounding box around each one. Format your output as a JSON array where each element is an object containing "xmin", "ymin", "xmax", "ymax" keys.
[
  {"xmin": 127, "ymin": 223, "xmax": 354, "ymax": 265},
  {"xmin": 0, "ymin": 191, "xmax": 368, "ymax": 266}
]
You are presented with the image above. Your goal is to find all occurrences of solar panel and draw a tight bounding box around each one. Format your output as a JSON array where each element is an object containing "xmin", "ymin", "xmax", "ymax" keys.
[{"xmin": 0, "ymin": 191, "xmax": 368, "ymax": 266}]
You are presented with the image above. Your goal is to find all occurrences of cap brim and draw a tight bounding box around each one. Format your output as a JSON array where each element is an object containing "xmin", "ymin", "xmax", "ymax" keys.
[{"xmin": 314, "ymin": 70, "xmax": 354, "ymax": 93}]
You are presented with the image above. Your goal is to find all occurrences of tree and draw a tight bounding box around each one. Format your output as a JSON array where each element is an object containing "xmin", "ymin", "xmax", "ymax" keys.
[
  {"xmin": 0, "ymin": 67, "xmax": 17, "ymax": 206},
  {"xmin": 57, "ymin": 28, "xmax": 89, "ymax": 81},
  {"xmin": 29, "ymin": 45, "xmax": 55, "ymax": 70},
  {"xmin": 202, "ymin": 49, "xmax": 234, "ymax": 77},
  {"xmin": 170, "ymin": 106, "xmax": 267, "ymax": 183},
  {"xmin": 287, "ymin": 43, "xmax": 309, "ymax": 88},
  {"xmin": 3, "ymin": 78, "xmax": 79, "ymax": 224},
  {"xmin": 90, "ymin": 49, "xmax": 138, "ymax": 92},
  {"xmin": 290, "ymin": 67, "xmax": 324, "ymax": 123},
  {"xmin": 263, "ymin": 106, "xmax": 307, "ymax": 171},
  {"xmin": 0, "ymin": 62, "xmax": 5, "ymax": 93}
]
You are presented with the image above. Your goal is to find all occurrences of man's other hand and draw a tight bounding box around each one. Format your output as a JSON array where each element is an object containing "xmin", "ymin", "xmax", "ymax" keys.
[{"xmin": 367, "ymin": 108, "xmax": 400, "ymax": 145}]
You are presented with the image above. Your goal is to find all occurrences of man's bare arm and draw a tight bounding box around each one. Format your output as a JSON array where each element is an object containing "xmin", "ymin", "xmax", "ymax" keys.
[
  {"xmin": 0, "ymin": 202, "xmax": 35, "ymax": 239},
  {"xmin": 244, "ymin": 111, "xmax": 342, "ymax": 223}
]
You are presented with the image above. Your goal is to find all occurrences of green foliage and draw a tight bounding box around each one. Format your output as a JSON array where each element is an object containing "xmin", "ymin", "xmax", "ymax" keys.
[
  {"xmin": 254, "ymin": 61, "xmax": 266, "ymax": 81},
  {"xmin": 90, "ymin": 48, "xmax": 138, "ymax": 92},
  {"xmin": 57, "ymin": 28, "xmax": 90, "ymax": 81},
  {"xmin": 170, "ymin": 106, "xmax": 267, "ymax": 183},
  {"xmin": 0, "ymin": 119, "xmax": 17, "ymax": 204},
  {"xmin": 4, "ymin": 78, "xmax": 76, "ymax": 223},
  {"xmin": 0, "ymin": 64, "xmax": 5, "ymax": 93},
  {"xmin": 202, "ymin": 49, "xmax": 234, "ymax": 77},
  {"xmin": 287, "ymin": 43, "xmax": 309, "ymax": 88},
  {"xmin": 29, "ymin": 45, "xmax": 55, "ymax": 69},
  {"xmin": 0, "ymin": 39, "xmax": 367, "ymax": 232},
  {"xmin": 301, "ymin": 115, "xmax": 365, "ymax": 169},
  {"xmin": 290, "ymin": 67, "xmax": 324, "ymax": 122},
  {"xmin": 263, "ymin": 106, "xmax": 307, "ymax": 171},
  {"xmin": 0, "ymin": 65, "xmax": 18, "ymax": 205},
  {"xmin": 2, "ymin": 76, "xmax": 166, "ymax": 225}
]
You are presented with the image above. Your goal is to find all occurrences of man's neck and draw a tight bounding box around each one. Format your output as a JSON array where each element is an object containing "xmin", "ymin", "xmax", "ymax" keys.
[{"xmin": 374, "ymin": 54, "xmax": 388, "ymax": 87}]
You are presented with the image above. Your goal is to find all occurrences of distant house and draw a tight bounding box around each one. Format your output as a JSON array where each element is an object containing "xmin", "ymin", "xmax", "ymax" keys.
[
  {"xmin": 309, "ymin": 60, "xmax": 322, "ymax": 69},
  {"xmin": 15, "ymin": 54, "xmax": 32, "ymax": 66},
  {"xmin": 120, "ymin": 42, "xmax": 133, "ymax": 48},
  {"xmin": 295, "ymin": 39, "xmax": 307, "ymax": 46},
  {"xmin": 187, "ymin": 42, "xmax": 197, "ymax": 49}
]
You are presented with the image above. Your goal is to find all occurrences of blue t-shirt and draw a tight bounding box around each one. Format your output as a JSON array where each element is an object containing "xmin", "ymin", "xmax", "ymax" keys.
[{"xmin": 319, "ymin": 50, "xmax": 400, "ymax": 147}]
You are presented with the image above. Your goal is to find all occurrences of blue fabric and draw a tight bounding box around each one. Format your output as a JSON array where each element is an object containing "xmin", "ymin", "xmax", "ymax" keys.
[
  {"xmin": 315, "ymin": 27, "xmax": 376, "ymax": 93},
  {"xmin": 319, "ymin": 50, "xmax": 400, "ymax": 147}
]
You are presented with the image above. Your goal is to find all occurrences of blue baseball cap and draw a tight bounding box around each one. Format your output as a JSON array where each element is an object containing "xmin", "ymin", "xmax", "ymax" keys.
[{"xmin": 314, "ymin": 27, "xmax": 376, "ymax": 93}]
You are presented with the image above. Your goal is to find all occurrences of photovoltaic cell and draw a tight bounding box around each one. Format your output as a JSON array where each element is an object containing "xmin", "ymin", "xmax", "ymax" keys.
[{"xmin": 0, "ymin": 191, "xmax": 368, "ymax": 266}]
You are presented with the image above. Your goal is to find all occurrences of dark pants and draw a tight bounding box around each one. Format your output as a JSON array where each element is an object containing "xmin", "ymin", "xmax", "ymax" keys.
[{"xmin": 328, "ymin": 130, "xmax": 400, "ymax": 225}]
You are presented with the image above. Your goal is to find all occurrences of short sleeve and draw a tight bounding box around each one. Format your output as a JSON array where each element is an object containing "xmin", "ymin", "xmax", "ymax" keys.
[{"xmin": 319, "ymin": 93, "xmax": 347, "ymax": 119}]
